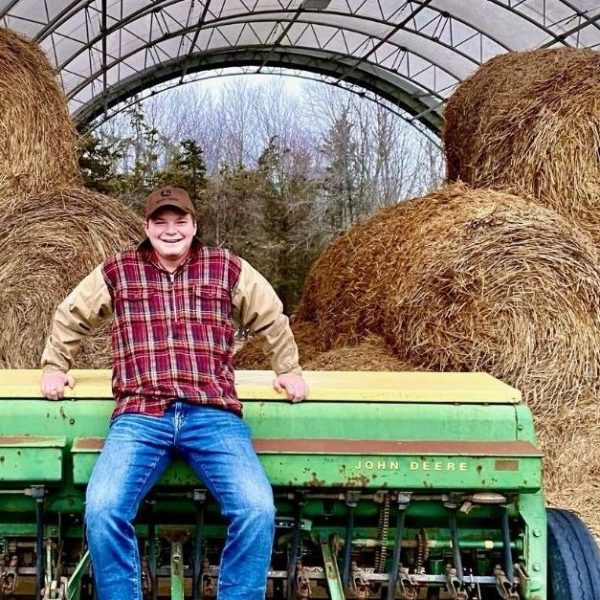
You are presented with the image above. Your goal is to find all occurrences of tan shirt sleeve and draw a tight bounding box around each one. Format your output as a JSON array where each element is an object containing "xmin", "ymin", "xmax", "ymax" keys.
[
  {"xmin": 232, "ymin": 259, "xmax": 302, "ymax": 376},
  {"xmin": 40, "ymin": 264, "xmax": 113, "ymax": 374}
]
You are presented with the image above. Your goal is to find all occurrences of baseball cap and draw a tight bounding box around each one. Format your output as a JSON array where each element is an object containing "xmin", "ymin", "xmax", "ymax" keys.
[{"xmin": 145, "ymin": 187, "xmax": 196, "ymax": 218}]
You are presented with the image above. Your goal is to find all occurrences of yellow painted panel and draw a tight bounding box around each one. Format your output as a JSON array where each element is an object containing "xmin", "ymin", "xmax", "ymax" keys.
[{"xmin": 0, "ymin": 369, "xmax": 520, "ymax": 403}]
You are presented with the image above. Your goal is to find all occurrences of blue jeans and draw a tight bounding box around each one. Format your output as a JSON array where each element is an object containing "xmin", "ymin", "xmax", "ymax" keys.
[{"xmin": 85, "ymin": 403, "xmax": 275, "ymax": 600}]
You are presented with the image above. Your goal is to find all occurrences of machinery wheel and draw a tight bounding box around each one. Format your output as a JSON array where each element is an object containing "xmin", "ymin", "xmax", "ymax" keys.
[{"xmin": 547, "ymin": 507, "xmax": 600, "ymax": 600}]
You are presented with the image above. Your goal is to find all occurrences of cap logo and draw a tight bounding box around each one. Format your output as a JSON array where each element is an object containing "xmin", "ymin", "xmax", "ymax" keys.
[{"xmin": 160, "ymin": 189, "xmax": 172, "ymax": 197}]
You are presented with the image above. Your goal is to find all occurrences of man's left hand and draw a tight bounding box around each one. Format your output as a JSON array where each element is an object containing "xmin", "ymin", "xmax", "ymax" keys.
[{"xmin": 273, "ymin": 373, "xmax": 309, "ymax": 404}]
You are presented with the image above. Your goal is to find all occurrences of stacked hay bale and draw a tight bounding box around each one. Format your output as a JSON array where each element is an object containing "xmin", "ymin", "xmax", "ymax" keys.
[
  {"xmin": 304, "ymin": 335, "xmax": 413, "ymax": 371},
  {"xmin": 536, "ymin": 401, "xmax": 600, "ymax": 538},
  {"xmin": 0, "ymin": 28, "xmax": 144, "ymax": 368},
  {"xmin": 235, "ymin": 324, "xmax": 410, "ymax": 372},
  {"xmin": 296, "ymin": 183, "xmax": 600, "ymax": 412},
  {"xmin": 0, "ymin": 28, "xmax": 81, "ymax": 196},
  {"xmin": 294, "ymin": 47, "xmax": 600, "ymax": 532},
  {"xmin": 444, "ymin": 48, "xmax": 600, "ymax": 242},
  {"xmin": 0, "ymin": 189, "xmax": 143, "ymax": 368},
  {"xmin": 442, "ymin": 47, "xmax": 600, "ymax": 534}
]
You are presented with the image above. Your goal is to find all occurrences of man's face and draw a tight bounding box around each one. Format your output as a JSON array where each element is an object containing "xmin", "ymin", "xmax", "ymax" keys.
[{"xmin": 145, "ymin": 208, "xmax": 197, "ymax": 263}]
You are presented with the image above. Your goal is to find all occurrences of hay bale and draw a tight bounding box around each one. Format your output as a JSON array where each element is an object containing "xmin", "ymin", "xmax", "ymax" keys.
[
  {"xmin": 234, "ymin": 320, "xmax": 326, "ymax": 370},
  {"xmin": 537, "ymin": 400, "xmax": 600, "ymax": 538},
  {"xmin": 444, "ymin": 48, "xmax": 600, "ymax": 239},
  {"xmin": 304, "ymin": 335, "xmax": 413, "ymax": 371},
  {"xmin": 0, "ymin": 187, "xmax": 143, "ymax": 368},
  {"xmin": 297, "ymin": 184, "xmax": 600, "ymax": 411},
  {"xmin": 295, "ymin": 205, "xmax": 403, "ymax": 347},
  {"xmin": 0, "ymin": 28, "xmax": 80, "ymax": 195}
]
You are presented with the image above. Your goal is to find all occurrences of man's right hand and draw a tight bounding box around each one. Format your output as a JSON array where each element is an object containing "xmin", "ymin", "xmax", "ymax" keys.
[{"xmin": 40, "ymin": 372, "xmax": 75, "ymax": 400}]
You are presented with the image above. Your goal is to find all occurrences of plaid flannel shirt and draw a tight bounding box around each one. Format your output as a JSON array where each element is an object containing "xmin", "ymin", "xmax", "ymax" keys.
[
  {"xmin": 41, "ymin": 241, "xmax": 301, "ymax": 418},
  {"xmin": 102, "ymin": 243, "xmax": 243, "ymax": 417}
]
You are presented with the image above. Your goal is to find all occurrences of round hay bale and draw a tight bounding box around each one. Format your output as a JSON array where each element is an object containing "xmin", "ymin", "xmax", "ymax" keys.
[
  {"xmin": 297, "ymin": 184, "xmax": 600, "ymax": 411},
  {"xmin": 384, "ymin": 185, "xmax": 600, "ymax": 412},
  {"xmin": 444, "ymin": 48, "xmax": 600, "ymax": 239},
  {"xmin": 304, "ymin": 335, "xmax": 414, "ymax": 371},
  {"xmin": 295, "ymin": 205, "xmax": 404, "ymax": 347},
  {"xmin": 0, "ymin": 187, "xmax": 143, "ymax": 369},
  {"xmin": 0, "ymin": 28, "xmax": 81, "ymax": 195},
  {"xmin": 234, "ymin": 320, "xmax": 325, "ymax": 370},
  {"xmin": 537, "ymin": 399, "xmax": 600, "ymax": 539}
]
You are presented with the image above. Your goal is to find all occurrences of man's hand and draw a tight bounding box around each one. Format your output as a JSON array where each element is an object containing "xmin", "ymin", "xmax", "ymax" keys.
[
  {"xmin": 40, "ymin": 371, "xmax": 75, "ymax": 400},
  {"xmin": 273, "ymin": 373, "xmax": 309, "ymax": 404}
]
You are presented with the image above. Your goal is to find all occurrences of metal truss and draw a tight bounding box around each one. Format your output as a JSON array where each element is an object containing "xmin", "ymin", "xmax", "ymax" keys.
[
  {"xmin": 0, "ymin": 0, "xmax": 598, "ymax": 133},
  {"xmin": 85, "ymin": 65, "xmax": 442, "ymax": 148}
]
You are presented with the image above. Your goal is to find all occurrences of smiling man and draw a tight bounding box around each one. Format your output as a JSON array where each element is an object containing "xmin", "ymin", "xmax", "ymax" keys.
[{"xmin": 39, "ymin": 186, "xmax": 308, "ymax": 600}]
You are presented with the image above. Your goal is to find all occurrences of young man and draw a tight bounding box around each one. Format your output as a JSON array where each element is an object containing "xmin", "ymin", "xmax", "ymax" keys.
[{"xmin": 40, "ymin": 186, "xmax": 308, "ymax": 600}]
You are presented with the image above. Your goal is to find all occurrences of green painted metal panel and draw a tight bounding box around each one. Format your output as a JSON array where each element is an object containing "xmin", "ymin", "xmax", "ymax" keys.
[
  {"xmin": 72, "ymin": 452, "xmax": 198, "ymax": 486},
  {"xmin": 261, "ymin": 453, "xmax": 541, "ymax": 490},
  {"xmin": 246, "ymin": 402, "xmax": 523, "ymax": 442},
  {"xmin": 0, "ymin": 447, "xmax": 63, "ymax": 482},
  {"xmin": 0, "ymin": 400, "xmax": 527, "ymax": 443},
  {"xmin": 0, "ymin": 436, "xmax": 65, "ymax": 482},
  {"xmin": 0, "ymin": 378, "xmax": 550, "ymax": 600},
  {"xmin": 72, "ymin": 440, "xmax": 541, "ymax": 490},
  {"xmin": 72, "ymin": 452, "xmax": 541, "ymax": 490}
]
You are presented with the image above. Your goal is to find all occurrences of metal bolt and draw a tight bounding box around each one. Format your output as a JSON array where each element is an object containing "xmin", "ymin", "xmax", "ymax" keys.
[
  {"xmin": 532, "ymin": 562, "xmax": 541, "ymax": 572},
  {"xmin": 532, "ymin": 528, "xmax": 541, "ymax": 537}
]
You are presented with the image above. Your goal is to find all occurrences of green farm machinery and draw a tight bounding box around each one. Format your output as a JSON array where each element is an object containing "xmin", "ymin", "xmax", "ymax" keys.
[{"xmin": 0, "ymin": 369, "xmax": 596, "ymax": 599}]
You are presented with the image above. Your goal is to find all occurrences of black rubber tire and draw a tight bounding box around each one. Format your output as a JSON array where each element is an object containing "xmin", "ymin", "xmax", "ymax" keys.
[{"xmin": 547, "ymin": 508, "xmax": 600, "ymax": 600}]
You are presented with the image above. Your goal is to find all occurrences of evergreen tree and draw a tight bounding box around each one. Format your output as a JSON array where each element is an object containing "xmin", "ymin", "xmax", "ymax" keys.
[{"xmin": 78, "ymin": 130, "xmax": 123, "ymax": 195}]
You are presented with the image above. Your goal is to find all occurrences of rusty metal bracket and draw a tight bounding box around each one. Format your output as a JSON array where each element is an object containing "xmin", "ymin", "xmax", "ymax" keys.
[
  {"xmin": 494, "ymin": 565, "xmax": 520, "ymax": 600},
  {"xmin": 445, "ymin": 566, "xmax": 468, "ymax": 600},
  {"xmin": 43, "ymin": 576, "xmax": 67, "ymax": 600},
  {"xmin": 351, "ymin": 562, "xmax": 372, "ymax": 600},
  {"xmin": 0, "ymin": 554, "xmax": 18, "ymax": 596},
  {"xmin": 141, "ymin": 555, "xmax": 152, "ymax": 598},
  {"xmin": 296, "ymin": 563, "xmax": 313, "ymax": 600},
  {"xmin": 201, "ymin": 558, "xmax": 217, "ymax": 597},
  {"xmin": 342, "ymin": 490, "xmax": 360, "ymax": 588},
  {"xmin": 164, "ymin": 530, "xmax": 189, "ymax": 600},
  {"xmin": 396, "ymin": 566, "xmax": 418, "ymax": 600}
]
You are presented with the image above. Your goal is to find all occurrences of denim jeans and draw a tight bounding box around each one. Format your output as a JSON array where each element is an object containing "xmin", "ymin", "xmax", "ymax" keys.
[{"xmin": 85, "ymin": 403, "xmax": 276, "ymax": 600}]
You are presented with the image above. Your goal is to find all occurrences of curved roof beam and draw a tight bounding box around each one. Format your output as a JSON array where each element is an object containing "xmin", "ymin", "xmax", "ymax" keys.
[
  {"xmin": 30, "ymin": 2, "xmax": 512, "ymax": 107},
  {"xmin": 53, "ymin": 7, "xmax": 485, "ymax": 74},
  {"xmin": 85, "ymin": 66, "xmax": 442, "ymax": 147},
  {"xmin": 56, "ymin": 6, "xmax": 496, "ymax": 134},
  {"xmin": 63, "ymin": 21, "xmax": 464, "ymax": 94},
  {"xmin": 1, "ymin": 0, "xmax": 597, "ymax": 133},
  {"xmin": 72, "ymin": 46, "xmax": 444, "ymax": 134}
]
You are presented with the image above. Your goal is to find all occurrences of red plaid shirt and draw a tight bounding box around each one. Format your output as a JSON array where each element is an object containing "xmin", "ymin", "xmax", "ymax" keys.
[{"xmin": 102, "ymin": 242, "xmax": 243, "ymax": 419}]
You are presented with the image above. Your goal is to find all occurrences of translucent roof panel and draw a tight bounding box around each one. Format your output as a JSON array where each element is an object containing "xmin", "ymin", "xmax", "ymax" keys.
[{"xmin": 0, "ymin": 0, "xmax": 598, "ymax": 133}]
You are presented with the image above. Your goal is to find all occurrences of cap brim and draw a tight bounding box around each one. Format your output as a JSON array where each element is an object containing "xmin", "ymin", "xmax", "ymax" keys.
[{"xmin": 146, "ymin": 200, "xmax": 191, "ymax": 218}]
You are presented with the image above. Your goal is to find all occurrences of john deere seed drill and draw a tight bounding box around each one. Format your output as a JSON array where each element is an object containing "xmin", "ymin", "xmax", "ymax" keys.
[{"xmin": 0, "ymin": 369, "xmax": 596, "ymax": 600}]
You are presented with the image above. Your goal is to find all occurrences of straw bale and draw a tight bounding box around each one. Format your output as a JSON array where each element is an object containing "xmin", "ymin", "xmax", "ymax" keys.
[
  {"xmin": 536, "ymin": 399, "xmax": 600, "ymax": 538},
  {"xmin": 0, "ymin": 28, "xmax": 80, "ymax": 195},
  {"xmin": 295, "ymin": 205, "xmax": 404, "ymax": 346},
  {"xmin": 297, "ymin": 184, "xmax": 600, "ymax": 411},
  {"xmin": 444, "ymin": 48, "xmax": 600, "ymax": 240},
  {"xmin": 0, "ymin": 187, "xmax": 143, "ymax": 369},
  {"xmin": 304, "ymin": 335, "xmax": 414, "ymax": 371},
  {"xmin": 234, "ymin": 320, "xmax": 326, "ymax": 370}
]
